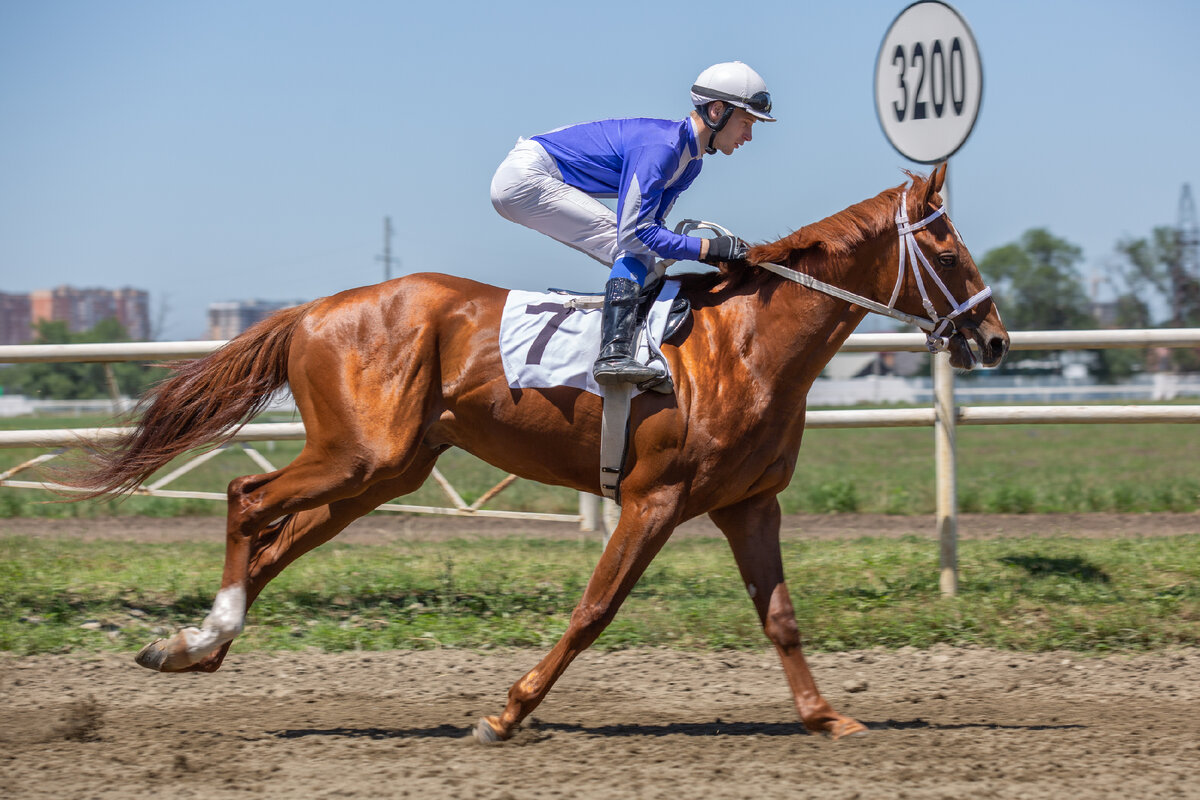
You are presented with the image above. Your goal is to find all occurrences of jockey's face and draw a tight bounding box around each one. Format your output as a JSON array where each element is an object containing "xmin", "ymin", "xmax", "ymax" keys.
[{"xmin": 709, "ymin": 106, "xmax": 758, "ymax": 156}]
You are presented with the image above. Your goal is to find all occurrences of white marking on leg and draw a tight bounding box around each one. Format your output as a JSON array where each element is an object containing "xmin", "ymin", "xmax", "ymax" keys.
[{"xmin": 182, "ymin": 585, "xmax": 246, "ymax": 658}]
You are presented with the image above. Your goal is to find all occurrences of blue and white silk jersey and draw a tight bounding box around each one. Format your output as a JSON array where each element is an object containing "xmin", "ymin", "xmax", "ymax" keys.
[{"xmin": 531, "ymin": 117, "xmax": 704, "ymax": 264}]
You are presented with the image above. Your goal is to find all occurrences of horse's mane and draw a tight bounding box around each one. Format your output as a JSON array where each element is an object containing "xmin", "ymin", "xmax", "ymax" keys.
[{"xmin": 750, "ymin": 175, "xmax": 923, "ymax": 264}]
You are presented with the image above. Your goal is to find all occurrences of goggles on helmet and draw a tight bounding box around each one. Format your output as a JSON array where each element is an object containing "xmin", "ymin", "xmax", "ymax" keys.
[{"xmin": 690, "ymin": 85, "xmax": 773, "ymax": 116}]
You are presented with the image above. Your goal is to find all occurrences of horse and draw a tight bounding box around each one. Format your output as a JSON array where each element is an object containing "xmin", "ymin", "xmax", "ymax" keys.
[{"xmin": 68, "ymin": 164, "xmax": 1008, "ymax": 742}]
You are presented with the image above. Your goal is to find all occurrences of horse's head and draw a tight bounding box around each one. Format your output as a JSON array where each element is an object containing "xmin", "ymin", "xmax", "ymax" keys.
[
  {"xmin": 885, "ymin": 164, "xmax": 1009, "ymax": 369},
  {"xmin": 741, "ymin": 165, "xmax": 1009, "ymax": 368}
]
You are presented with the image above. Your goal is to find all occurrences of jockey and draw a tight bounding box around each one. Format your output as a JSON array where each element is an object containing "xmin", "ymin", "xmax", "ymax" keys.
[{"xmin": 491, "ymin": 61, "xmax": 776, "ymax": 385}]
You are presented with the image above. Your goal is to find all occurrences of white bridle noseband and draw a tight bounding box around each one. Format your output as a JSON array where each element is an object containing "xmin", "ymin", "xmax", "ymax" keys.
[{"xmin": 672, "ymin": 194, "xmax": 993, "ymax": 354}]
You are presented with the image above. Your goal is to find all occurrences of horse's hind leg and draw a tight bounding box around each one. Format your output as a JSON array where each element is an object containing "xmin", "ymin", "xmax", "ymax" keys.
[
  {"xmin": 136, "ymin": 446, "xmax": 440, "ymax": 672},
  {"xmin": 709, "ymin": 495, "xmax": 866, "ymax": 739}
]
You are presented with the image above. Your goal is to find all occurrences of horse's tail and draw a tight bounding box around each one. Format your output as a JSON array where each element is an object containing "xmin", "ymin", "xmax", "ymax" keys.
[{"xmin": 65, "ymin": 300, "xmax": 319, "ymax": 499}]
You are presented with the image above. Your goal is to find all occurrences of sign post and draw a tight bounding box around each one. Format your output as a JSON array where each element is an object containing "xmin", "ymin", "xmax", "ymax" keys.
[{"xmin": 875, "ymin": 1, "xmax": 982, "ymax": 598}]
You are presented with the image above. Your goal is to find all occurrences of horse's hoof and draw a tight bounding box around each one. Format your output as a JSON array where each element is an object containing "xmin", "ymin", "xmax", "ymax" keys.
[
  {"xmin": 830, "ymin": 718, "xmax": 869, "ymax": 740},
  {"xmin": 473, "ymin": 716, "xmax": 506, "ymax": 744},
  {"xmin": 134, "ymin": 635, "xmax": 195, "ymax": 672},
  {"xmin": 134, "ymin": 639, "xmax": 171, "ymax": 671}
]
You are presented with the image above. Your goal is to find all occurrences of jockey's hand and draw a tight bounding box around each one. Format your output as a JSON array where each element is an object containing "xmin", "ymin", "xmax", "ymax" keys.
[{"xmin": 700, "ymin": 235, "xmax": 749, "ymax": 266}]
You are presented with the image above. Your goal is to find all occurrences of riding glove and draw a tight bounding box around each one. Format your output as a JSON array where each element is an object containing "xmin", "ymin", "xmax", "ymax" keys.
[{"xmin": 700, "ymin": 235, "xmax": 749, "ymax": 266}]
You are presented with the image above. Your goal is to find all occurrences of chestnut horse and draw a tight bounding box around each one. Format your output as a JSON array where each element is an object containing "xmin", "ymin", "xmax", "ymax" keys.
[{"xmin": 70, "ymin": 165, "xmax": 1007, "ymax": 742}]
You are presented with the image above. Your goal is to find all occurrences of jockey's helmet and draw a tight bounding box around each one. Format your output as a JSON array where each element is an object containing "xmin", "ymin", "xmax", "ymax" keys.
[{"xmin": 691, "ymin": 61, "xmax": 776, "ymax": 123}]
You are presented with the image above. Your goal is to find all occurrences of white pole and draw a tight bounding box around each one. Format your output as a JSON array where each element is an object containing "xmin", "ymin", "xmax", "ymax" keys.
[
  {"xmin": 933, "ymin": 351, "xmax": 958, "ymax": 597},
  {"xmin": 935, "ymin": 166, "xmax": 958, "ymax": 597},
  {"xmin": 602, "ymin": 498, "xmax": 620, "ymax": 549},
  {"xmin": 579, "ymin": 493, "xmax": 601, "ymax": 531}
]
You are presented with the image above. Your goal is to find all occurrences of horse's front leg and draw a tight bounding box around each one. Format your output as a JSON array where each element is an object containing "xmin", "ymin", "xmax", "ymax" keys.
[
  {"xmin": 709, "ymin": 495, "xmax": 866, "ymax": 739},
  {"xmin": 475, "ymin": 490, "xmax": 680, "ymax": 742}
]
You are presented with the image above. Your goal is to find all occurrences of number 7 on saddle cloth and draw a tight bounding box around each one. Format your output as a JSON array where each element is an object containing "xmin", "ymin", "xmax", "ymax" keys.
[{"xmin": 498, "ymin": 279, "xmax": 682, "ymax": 396}]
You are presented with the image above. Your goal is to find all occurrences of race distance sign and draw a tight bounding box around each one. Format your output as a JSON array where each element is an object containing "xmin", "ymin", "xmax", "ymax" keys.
[{"xmin": 874, "ymin": 1, "xmax": 982, "ymax": 164}]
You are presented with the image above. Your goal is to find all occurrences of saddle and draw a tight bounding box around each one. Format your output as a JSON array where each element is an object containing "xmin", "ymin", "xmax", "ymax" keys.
[{"xmin": 546, "ymin": 279, "xmax": 692, "ymax": 394}]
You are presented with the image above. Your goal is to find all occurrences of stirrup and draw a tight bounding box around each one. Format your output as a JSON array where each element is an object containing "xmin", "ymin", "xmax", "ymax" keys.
[
  {"xmin": 592, "ymin": 356, "xmax": 658, "ymax": 386},
  {"xmin": 636, "ymin": 368, "xmax": 673, "ymax": 394}
]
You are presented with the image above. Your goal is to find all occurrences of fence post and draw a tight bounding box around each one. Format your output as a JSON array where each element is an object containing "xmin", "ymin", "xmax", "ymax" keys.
[
  {"xmin": 579, "ymin": 492, "xmax": 600, "ymax": 531},
  {"xmin": 933, "ymin": 351, "xmax": 958, "ymax": 597},
  {"xmin": 602, "ymin": 498, "xmax": 620, "ymax": 549}
]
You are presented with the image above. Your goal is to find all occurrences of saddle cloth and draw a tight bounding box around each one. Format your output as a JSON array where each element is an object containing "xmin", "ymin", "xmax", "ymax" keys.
[{"xmin": 499, "ymin": 279, "xmax": 682, "ymax": 397}]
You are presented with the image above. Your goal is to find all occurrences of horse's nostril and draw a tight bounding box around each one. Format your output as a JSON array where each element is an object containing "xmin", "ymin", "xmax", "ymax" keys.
[{"xmin": 988, "ymin": 337, "xmax": 1008, "ymax": 357}]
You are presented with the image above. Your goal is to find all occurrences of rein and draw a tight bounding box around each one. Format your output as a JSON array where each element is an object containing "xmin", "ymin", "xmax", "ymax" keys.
[{"xmin": 672, "ymin": 195, "xmax": 992, "ymax": 354}]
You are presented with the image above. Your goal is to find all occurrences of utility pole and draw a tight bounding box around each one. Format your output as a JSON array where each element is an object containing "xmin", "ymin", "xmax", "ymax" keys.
[
  {"xmin": 376, "ymin": 216, "xmax": 400, "ymax": 282},
  {"xmin": 1173, "ymin": 185, "xmax": 1200, "ymax": 326}
]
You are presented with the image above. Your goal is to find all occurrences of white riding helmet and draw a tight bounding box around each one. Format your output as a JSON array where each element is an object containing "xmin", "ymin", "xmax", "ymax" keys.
[{"xmin": 690, "ymin": 61, "xmax": 776, "ymax": 122}]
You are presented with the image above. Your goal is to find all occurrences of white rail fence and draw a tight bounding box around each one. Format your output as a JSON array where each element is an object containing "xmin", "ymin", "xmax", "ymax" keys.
[{"xmin": 2, "ymin": 329, "xmax": 1199, "ymax": 592}]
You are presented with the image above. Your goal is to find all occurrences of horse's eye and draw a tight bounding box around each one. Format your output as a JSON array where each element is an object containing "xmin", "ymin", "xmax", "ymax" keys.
[{"xmin": 938, "ymin": 252, "xmax": 957, "ymax": 268}]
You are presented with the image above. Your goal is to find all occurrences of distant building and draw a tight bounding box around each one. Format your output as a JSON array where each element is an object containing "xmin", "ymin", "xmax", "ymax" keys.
[
  {"xmin": 0, "ymin": 285, "xmax": 150, "ymax": 345},
  {"xmin": 112, "ymin": 288, "xmax": 151, "ymax": 341},
  {"xmin": 207, "ymin": 300, "xmax": 302, "ymax": 340},
  {"xmin": 0, "ymin": 292, "xmax": 33, "ymax": 345}
]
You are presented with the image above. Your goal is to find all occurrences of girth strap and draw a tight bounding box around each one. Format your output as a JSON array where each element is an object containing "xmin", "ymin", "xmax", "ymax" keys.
[{"xmin": 599, "ymin": 385, "xmax": 631, "ymax": 503}]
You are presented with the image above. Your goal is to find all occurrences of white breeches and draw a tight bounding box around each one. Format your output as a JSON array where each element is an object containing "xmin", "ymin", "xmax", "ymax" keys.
[{"xmin": 491, "ymin": 138, "xmax": 656, "ymax": 276}]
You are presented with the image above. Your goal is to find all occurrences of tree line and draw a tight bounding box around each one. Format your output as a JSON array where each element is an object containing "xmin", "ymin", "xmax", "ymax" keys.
[
  {"xmin": 0, "ymin": 318, "xmax": 167, "ymax": 401},
  {"xmin": 982, "ymin": 224, "xmax": 1200, "ymax": 375}
]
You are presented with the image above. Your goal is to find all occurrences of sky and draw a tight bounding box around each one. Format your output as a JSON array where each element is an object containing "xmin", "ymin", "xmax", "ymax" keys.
[{"xmin": 2, "ymin": 0, "xmax": 1198, "ymax": 341}]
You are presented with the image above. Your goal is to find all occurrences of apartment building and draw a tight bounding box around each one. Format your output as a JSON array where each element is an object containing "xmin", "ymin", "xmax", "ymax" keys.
[
  {"xmin": 0, "ymin": 286, "xmax": 151, "ymax": 345},
  {"xmin": 206, "ymin": 299, "xmax": 301, "ymax": 340}
]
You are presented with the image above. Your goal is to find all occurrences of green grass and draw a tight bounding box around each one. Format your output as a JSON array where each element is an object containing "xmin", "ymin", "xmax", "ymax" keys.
[
  {"xmin": 2, "ymin": 410, "xmax": 1199, "ymax": 517},
  {"xmin": 2, "ymin": 533, "xmax": 1197, "ymax": 656},
  {"xmin": 788, "ymin": 422, "xmax": 1200, "ymax": 515}
]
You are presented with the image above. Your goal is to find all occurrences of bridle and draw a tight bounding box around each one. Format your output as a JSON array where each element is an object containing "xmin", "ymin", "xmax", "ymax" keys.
[
  {"xmin": 887, "ymin": 191, "xmax": 993, "ymax": 352},
  {"xmin": 671, "ymin": 193, "xmax": 993, "ymax": 354}
]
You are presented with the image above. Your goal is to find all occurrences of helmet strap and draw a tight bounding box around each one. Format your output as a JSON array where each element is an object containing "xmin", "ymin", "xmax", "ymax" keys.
[{"xmin": 697, "ymin": 102, "xmax": 735, "ymax": 155}]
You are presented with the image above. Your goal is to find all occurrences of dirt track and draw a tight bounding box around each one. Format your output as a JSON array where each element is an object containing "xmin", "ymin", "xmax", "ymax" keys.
[{"xmin": 2, "ymin": 513, "xmax": 1199, "ymax": 799}]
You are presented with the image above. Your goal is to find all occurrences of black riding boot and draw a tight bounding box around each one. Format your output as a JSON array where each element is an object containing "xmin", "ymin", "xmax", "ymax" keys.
[{"xmin": 592, "ymin": 277, "xmax": 659, "ymax": 386}]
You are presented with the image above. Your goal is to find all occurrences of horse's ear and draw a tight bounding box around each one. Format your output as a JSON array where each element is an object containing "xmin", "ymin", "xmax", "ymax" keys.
[{"xmin": 924, "ymin": 162, "xmax": 947, "ymax": 205}]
